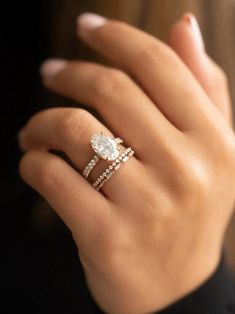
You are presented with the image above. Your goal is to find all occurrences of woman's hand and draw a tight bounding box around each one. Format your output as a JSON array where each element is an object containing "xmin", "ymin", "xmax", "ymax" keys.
[{"xmin": 18, "ymin": 13, "xmax": 235, "ymax": 314}]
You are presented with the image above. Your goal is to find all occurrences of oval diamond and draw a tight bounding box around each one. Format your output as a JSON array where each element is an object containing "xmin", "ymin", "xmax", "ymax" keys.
[{"xmin": 91, "ymin": 134, "xmax": 120, "ymax": 161}]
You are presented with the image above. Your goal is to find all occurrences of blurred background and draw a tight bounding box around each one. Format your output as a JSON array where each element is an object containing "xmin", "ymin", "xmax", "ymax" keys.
[{"xmin": 1, "ymin": 0, "xmax": 235, "ymax": 312}]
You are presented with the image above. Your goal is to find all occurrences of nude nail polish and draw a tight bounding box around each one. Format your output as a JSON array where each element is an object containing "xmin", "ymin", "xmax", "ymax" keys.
[
  {"xmin": 77, "ymin": 13, "xmax": 107, "ymax": 38},
  {"xmin": 183, "ymin": 13, "xmax": 205, "ymax": 50},
  {"xmin": 40, "ymin": 59, "xmax": 67, "ymax": 81}
]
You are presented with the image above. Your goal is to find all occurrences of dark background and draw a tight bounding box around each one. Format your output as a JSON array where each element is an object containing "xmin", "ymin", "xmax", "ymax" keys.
[
  {"xmin": 1, "ymin": 1, "xmax": 103, "ymax": 313},
  {"xmin": 1, "ymin": 1, "xmax": 235, "ymax": 313}
]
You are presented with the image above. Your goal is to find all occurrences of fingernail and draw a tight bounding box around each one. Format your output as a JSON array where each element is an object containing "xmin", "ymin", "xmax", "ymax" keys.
[
  {"xmin": 77, "ymin": 13, "xmax": 107, "ymax": 38},
  {"xmin": 183, "ymin": 13, "xmax": 205, "ymax": 50},
  {"xmin": 40, "ymin": 59, "xmax": 67, "ymax": 82}
]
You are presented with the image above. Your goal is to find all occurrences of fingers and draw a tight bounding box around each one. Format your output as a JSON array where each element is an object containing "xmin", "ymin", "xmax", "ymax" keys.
[
  {"xmin": 19, "ymin": 149, "xmax": 109, "ymax": 238},
  {"xmin": 19, "ymin": 107, "xmax": 142, "ymax": 199},
  {"xmin": 76, "ymin": 13, "xmax": 220, "ymax": 132},
  {"xmin": 40, "ymin": 60, "xmax": 177, "ymax": 156},
  {"xmin": 169, "ymin": 13, "xmax": 232, "ymax": 125}
]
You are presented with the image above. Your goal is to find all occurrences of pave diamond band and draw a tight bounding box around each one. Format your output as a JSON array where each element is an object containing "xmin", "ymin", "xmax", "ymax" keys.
[
  {"xmin": 82, "ymin": 134, "xmax": 123, "ymax": 179},
  {"xmin": 82, "ymin": 155, "xmax": 100, "ymax": 178},
  {"xmin": 93, "ymin": 147, "xmax": 134, "ymax": 191}
]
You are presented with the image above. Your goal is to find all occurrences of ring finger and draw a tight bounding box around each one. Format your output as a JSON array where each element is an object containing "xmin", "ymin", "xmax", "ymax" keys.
[{"xmin": 19, "ymin": 107, "xmax": 142, "ymax": 200}]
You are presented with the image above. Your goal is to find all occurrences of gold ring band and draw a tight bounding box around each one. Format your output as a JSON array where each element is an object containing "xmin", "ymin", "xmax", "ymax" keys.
[{"xmin": 93, "ymin": 147, "xmax": 134, "ymax": 191}]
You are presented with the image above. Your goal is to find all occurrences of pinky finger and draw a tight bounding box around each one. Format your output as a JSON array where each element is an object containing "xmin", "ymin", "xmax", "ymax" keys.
[
  {"xmin": 169, "ymin": 13, "xmax": 232, "ymax": 125},
  {"xmin": 19, "ymin": 150, "xmax": 109, "ymax": 239}
]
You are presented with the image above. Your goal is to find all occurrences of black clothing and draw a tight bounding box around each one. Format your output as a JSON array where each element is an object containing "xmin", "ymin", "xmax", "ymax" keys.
[
  {"xmin": 1, "ymin": 1, "xmax": 235, "ymax": 313},
  {"xmin": 158, "ymin": 256, "xmax": 235, "ymax": 314}
]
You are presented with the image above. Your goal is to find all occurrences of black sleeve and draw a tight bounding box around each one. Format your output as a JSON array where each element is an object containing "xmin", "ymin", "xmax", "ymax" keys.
[
  {"xmin": 156, "ymin": 255, "xmax": 235, "ymax": 314},
  {"xmin": 89, "ymin": 253, "xmax": 235, "ymax": 314}
]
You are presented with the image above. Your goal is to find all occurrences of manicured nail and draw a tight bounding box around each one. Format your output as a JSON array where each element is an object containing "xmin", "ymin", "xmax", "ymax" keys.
[
  {"xmin": 40, "ymin": 59, "xmax": 67, "ymax": 82},
  {"xmin": 77, "ymin": 13, "xmax": 107, "ymax": 38},
  {"xmin": 183, "ymin": 13, "xmax": 205, "ymax": 50}
]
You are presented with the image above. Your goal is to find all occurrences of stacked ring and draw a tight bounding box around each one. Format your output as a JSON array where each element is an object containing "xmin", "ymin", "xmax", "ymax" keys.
[
  {"xmin": 93, "ymin": 147, "xmax": 134, "ymax": 190},
  {"xmin": 82, "ymin": 133, "xmax": 123, "ymax": 178},
  {"xmin": 82, "ymin": 133, "xmax": 134, "ymax": 191}
]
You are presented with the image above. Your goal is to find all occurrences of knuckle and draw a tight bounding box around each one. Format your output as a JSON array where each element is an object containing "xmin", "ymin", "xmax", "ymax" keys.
[
  {"xmin": 215, "ymin": 67, "xmax": 228, "ymax": 84},
  {"xmin": 172, "ymin": 155, "xmax": 211, "ymax": 203},
  {"xmin": 185, "ymin": 162, "xmax": 210, "ymax": 192},
  {"xmin": 92, "ymin": 68, "xmax": 128, "ymax": 99},
  {"xmin": 37, "ymin": 157, "xmax": 65, "ymax": 190},
  {"xmin": 136, "ymin": 41, "xmax": 178, "ymax": 69},
  {"xmin": 208, "ymin": 126, "xmax": 235, "ymax": 169},
  {"xmin": 19, "ymin": 150, "xmax": 66, "ymax": 191},
  {"xmin": 137, "ymin": 44, "xmax": 158, "ymax": 66},
  {"xmin": 19, "ymin": 150, "xmax": 34, "ymax": 181},
  {"xmin": 106, "ymin": 20, "xmax": 129, "ymax": 35},
  {"xmin": 210, "ymin": 64, "xmax": 228, "ymax": 87},
  {"xmin": 218, "ymin": 134, "xmax": 235, "ymax": 168},
  {"xmin": 58, "ymin": 109, "xmax": 92, "ymax": 139}
]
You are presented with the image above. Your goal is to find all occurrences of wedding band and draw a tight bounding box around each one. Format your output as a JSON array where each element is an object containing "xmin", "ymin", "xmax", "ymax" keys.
[
  {"xmin": 93, "ymin": 147, "xmax": 134, "ymax": 191},
  {"xmin": 82, "ymin": 133, "xmax": 123, "ymax": 178}
]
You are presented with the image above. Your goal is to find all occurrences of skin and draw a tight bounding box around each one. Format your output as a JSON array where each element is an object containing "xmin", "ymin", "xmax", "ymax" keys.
[{"xmin": 18, "ymin": 13, "xmax": 235, "ymax": 314}]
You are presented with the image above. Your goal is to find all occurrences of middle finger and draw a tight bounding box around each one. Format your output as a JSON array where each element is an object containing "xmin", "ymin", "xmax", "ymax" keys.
[
  {"xmin": 41, "ymin": 60, "xmax": 178, "ymax": 161},
  {"xmin": 77, "ymin": 14, "xmax": 222, "ymax": 133}
]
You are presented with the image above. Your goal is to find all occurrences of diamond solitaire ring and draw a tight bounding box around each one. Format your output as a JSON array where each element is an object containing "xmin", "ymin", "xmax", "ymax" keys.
[{"xmin": 82, "ymin": 133, "xmax": 123, "ymax": 179}]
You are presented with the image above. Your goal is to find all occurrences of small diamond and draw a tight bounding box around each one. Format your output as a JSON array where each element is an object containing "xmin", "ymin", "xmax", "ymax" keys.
[
  {"xmin": 107, "ymin": 172, "xmax": 112, "ymax": 179},
  {"xmin": 115, "ymin": 164, "xmax": 121, "ymax": 170},
  {"xmin": 123, "ymin": 156, "xmax": 128, "ymax": 162}
]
